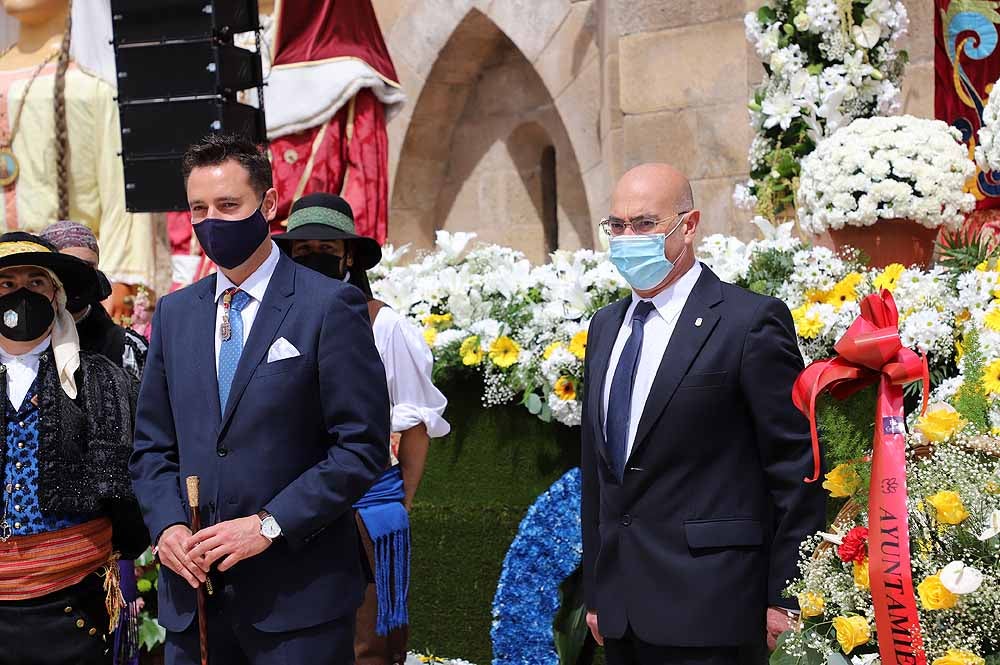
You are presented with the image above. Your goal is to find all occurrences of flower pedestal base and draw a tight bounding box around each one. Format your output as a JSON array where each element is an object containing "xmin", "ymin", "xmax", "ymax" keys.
[{"xmin": 828, "ymin": 219, "xmax": 939, "ymax": 269}]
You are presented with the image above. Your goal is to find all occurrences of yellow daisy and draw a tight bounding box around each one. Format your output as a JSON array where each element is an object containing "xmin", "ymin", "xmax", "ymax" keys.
[
  {"xmin": 423, "ymin": 327, "xmax": 438, "ymax": 347},
  {"xmin": 874, "ymin": 263, "xmax": 905, "ymax": 293},
  {"xmin": 460, "ymin": 336, "xmax": 483, "ymax": 366},
  {"xmin": 422, "ymin": 312, "xmax": 453, "ymax": 329},
  {"xmin": 543, "ymin": 341, "xmax": 564, "ymax": 360},
  {"xmin": 826, "ymin": 272, "xmax": 863, "ymax": 309},
  {"xmin": 554, "ymin": 376, "xmax": 577, "ymax": 401},
  {"xmin": 985, "ymin": 359, "xmax": 1000, "ymax": 396},
  {"xmin": 568, "ymin": 331, "xmax": 588, "ymax": 359},
  {"xmin": 792, "ymin": 304, "xmax": 824, "ymax": 339},
  {"xmin": 489, "ymin": 336, "xmax": 521, "ymax": 368},
  {"xmin": 986, "ymin": 307, "xmax": 1000, "ymax": 332}
]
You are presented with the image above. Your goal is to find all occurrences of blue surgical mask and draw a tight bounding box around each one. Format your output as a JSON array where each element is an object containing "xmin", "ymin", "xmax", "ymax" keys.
[
  {"xmin": 608, "ymin": 217, "xmax": 687, "ymax": 291},
  {"xmin": 193, "ymin": 199, "xmax": 270, "ymax": 269}
]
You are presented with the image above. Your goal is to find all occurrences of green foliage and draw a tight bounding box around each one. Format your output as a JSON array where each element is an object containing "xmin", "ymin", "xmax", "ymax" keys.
[
  {"xmin": 138, "ymin": 612, "xmax": 166, "ymax": 652},
  {"xmin": 937, "ymin": 225, "xmax": 999, "ymax": 276},
  {"xmin": 408, "ymin": 378, "xmax": 579, "ymax": 664},
  {"xmin": 552, "ymin": 569, "xmax": 589, "ymax": 665},
  {"xmin": 739, "ymin": 248, "xmax": 797, "ymax": 296},
  {"xmin": 955, "ymin": 327, "xmax": 991, "ymax": 433},
  {"xmin": 817, "ymin": 387, "xmax": 877, "ymax": 470}
]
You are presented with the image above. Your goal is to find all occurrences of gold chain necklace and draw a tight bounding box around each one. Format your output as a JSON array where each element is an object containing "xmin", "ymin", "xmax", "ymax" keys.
[{"xmin": 0, "ymin": 46, "xmax": 60, "ymax": 188}]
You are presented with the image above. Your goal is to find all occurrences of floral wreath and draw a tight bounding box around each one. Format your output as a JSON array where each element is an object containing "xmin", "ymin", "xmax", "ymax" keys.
[{"xmin": 491, "ymin": 469, "xmax": 582, "ymax": 665}]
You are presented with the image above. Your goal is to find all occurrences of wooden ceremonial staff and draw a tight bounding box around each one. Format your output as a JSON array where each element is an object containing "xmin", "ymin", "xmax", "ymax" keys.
[{"xmin": 186, "ymin": 476, "xmax": 209, "ymax": 665}]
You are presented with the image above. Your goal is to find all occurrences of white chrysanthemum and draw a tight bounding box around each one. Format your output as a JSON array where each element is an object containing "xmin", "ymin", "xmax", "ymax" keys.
[
  {"xmin": 547, "ymin": 391, "xmax": 582, "ymax": 427},
  {"xmin": 798, "ymin": 116, "xmax": 976, "ymax": 233},
  {"xmin": 899, "ymin": 308, "xmax": 953, "ymax": 356},
  {"xmin": 978, "ymin": 74, "xmax": 1000, "ymax": 172}
]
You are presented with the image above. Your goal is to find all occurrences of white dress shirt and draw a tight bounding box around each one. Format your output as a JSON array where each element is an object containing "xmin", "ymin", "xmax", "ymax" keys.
[
  {"xmin": 602, "ymin": 262, "xmax": 702, "ymax": 460},
  {"xmin": 1, "ymin": 337, "xmax": 51, "ymax": 409},
  {"xmin": 213, "ymin": 241, "xmax": 281, "ymax": 373}
]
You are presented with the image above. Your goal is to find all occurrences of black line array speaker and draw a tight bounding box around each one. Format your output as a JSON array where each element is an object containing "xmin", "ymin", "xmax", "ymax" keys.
[{"xmin": 111, "ymin": 0, "xmax": 267, "ymax": 212}]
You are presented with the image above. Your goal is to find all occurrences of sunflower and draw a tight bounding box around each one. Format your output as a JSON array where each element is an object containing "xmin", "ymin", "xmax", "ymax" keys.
[
  {"xmin": 489, "ymin": 336, "xmax": 521, "ymax": 368},
  {"xmin": 568, "ymin": 331, "xmax": 588, "ymax": 359},
  {"xmin": 543, "ymin": 341, "xmax": 564, "ymax": 360},
  {"xmin": 460, "ymin": 335, "xmax": 483, "ymax": 366},
  {"xmin": 984, "ymin": 359, "xmax": 1000, "ymax": 395},
  {"xmin": 554, "ymin": 376, "xmax": 577, "ymax": 401},
  {"xmin": 873, "ymin": 263, "xmax": 905, "ymax": 293}
]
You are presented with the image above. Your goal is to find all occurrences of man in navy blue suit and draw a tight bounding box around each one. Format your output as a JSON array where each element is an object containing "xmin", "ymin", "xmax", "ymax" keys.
[
  {"xmin": 581, "ymin": 164, "xmax": 824, "ymax": 665},
  {"xmin": 129, "ymin": 134, "xmax": 390, "ymax": 665}
]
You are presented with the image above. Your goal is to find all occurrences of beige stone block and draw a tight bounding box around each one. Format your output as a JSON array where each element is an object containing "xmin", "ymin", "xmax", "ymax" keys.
[
  {"xmin": 388, "ymin": 0, "xmax": 489, "ymax": 78},
  {"xmin": 620, "ymin": 20, "xmax": 748, "ymax": 113},
  {"xmin": 471, "ymin": 51, "xmax": 553, "ymax": 117},
  {"xmin": 535, "ymin": 2, "xmax": 599, "ymax": 99},
  {"xmin": 485, "ymin": 0, "xmax": 571, "ymax": 63},
  {"xmin": 554, "ymin": 56, "xmax": 604, "ymax": 171},
  {"xmin": 372, "ymin": 0, "xmax": 410, "ymax": 36},
  {"xmin": 601, "ymin": 53, "xmax": 623, "ymax": 137},
  {"xmin": 690, "ymin": 177, "xmax": 755, "ymax": 241},
  {"xmin": 391, "ymin": 155, "xmax": 448, "ymax": 212},
  {"xmin": 387, "ymin": 207, "xmax": 436, "ymax": 251},
  {"xmin": 622, "ymin": 103, "xmax": 750, "ymax": 180},
  {"xmin": 900, "ymin": 0, "xmax": 934, "ymax": 64},
  {"xmin": 901, "ymin": 61, "xmax": 935, "ymax": 119},
  {"xmin": 603, "ymin": 126, "xmax": 625, "ymax": 185},
  {"xmin": 616, "ymin": 0, "xmax": 746, "ymax": 36}
]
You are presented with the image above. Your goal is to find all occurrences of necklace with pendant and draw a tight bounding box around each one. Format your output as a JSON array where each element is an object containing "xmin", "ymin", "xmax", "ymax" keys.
[{"xmin": 0, "ymin": 47, "xmax": 60, "ymax": 188}]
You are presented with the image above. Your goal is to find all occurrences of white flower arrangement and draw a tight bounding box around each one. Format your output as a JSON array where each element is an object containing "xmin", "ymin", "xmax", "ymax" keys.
[
  {"xmin": 740, "ymin": 0, "xmax": 909, "ymax": 220},
  {"xmin": 797, "ymin": 116, "xmax": 976, "ymax": 234},
  {"xmin": 977, "ymin": 74, "xmax": 1000, "ymax": 173}
]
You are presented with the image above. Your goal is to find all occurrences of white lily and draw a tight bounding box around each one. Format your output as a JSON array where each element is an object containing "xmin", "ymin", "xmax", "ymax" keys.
[
  {"xmin": 939, "ymin": 561, "xmax": 983, "ymax": 595},
  {"xmin": 434, "ymin": 231, "xmax": 477, "ymax": 262},
  {"xmin": 380, "ymin": 243, "xmax": 411, "ymax": 267},
  {"xmin": 852, "ymin": 19, "xmax": 882, "ymax": 49},
  {"xmin": 818, "ymin": 531, "xmax": 844, "ymax": 546},
  {"xmin": 978, "ymin": 508, "xmax": 1000, "ymax": 541}
]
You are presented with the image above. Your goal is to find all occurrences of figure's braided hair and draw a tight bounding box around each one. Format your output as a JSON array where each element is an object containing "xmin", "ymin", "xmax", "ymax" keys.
[{"xmin": 53, "ymin": 0, "xmax": 73, "ymax": 220}]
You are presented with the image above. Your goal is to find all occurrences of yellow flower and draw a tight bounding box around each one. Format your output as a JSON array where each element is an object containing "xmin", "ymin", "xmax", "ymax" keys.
[
  {"xmin": 916, "ymin": 403, "xmax": 967, "ymax": 443},
  {"xmin": 832, "ymin": 615, "xmax": 870, "ymax": 654},
  {"xmin": 554, "ymin": 376, "xmax": 577, "ymax": 401},
  {"xmin": 874, "ymin": 263, "xmax": 905, "ymax": 292},
  {"xmin": 423, "ymin": 327, "xmax": 438, "ymax": 347},
  {"xmin": 985, "ymin": 307, "xmax": 1000, "ymax": 332},
  {"xmin": 927, "ymin": 491, "xmax": 970, "ymax": 525},
  {"xmin": 568, "ymin": 331, "xmax": 588, "ymax": 360},
  {"xmin": 853, "ymin": 559, "xmax": 870, "ymax": 590},
  {"xmin": 798, "ymin": 592, "xmax": 824, "ymax": 618},
  {"xmin": 422, "ymin": 312, "xmax": 453, "ymax": 329},
  {"xmin": 976, "ymin": 260, "xmax": 990, "ymax": 272},
  {"xmin": 822, "ymin": 463, "xmax": 862, "ymax": 498},
  {"xmin": 918, "ymin": 574, "xmax": 959, "ymax": 610},
  {"xmin": 955, "ymin": 338, "xmax": 965, "ymax": 365},
  {"xmin": 955, "ymin": 309, "xmax": 971, "ymax": 325},
  {"xmin": 460, "ymin": 336, "xmax": 483, "ymax": 366},
  {"xmin": 805, "ymin": 288, "xmax": 831, "ymax": 304},
  {"xmin": 826, "ymin": 272, "xmax": 863, "ymax": 309},
  {"xmin": 985, "ymin": 359, "xmax": 1000, "ymax": 396},
  {"xmin": 489, "ymin": 336, "xmax": 521, "ymax": 368},
  {"xmin": 543, "ymin": 342, "xmax": 564, "ymax": 360},
  {"xmin": 792, "ymin": 304, "xmax": 825, "ymax": 339},
  {"xmin": 932, "ymin": 650, "xmax": 986, "ymax": 665}
]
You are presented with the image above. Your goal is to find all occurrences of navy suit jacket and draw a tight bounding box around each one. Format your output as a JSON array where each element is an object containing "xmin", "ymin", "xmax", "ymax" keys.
[
  {"xmin": 130, "ymin": 253, "xmax": 390, "ymax": 633},
  {"xmin": 580, "ymin": 265, "xmax": 824, "ymax": 647}
]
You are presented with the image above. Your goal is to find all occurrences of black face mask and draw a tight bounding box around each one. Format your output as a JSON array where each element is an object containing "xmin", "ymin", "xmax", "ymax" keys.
[
  {"xmin": 66, "ymin": 270, "xmax": 113, "ymax": 315},
  {"xmin": 295, "ymin": 253, "xmax": 346, "ymax": 280},
  {"xmin": 0, "ymin": 288, "xmax": 56, "ymax": 342}
]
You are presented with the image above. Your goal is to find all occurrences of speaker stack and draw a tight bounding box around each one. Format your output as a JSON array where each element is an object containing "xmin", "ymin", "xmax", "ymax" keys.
[{"xmin": 111, "ymin": 0, "xmax": 267, "ymax": 212}]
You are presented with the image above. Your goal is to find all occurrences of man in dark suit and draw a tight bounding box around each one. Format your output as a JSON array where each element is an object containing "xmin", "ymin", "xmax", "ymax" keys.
[
  {"xmin": 129, "ymin": 134, "xmax": 390, "ymax": 665},
  {"xmin": 581, "ymin": 164, "xmax": 824, "ymax": 665}
]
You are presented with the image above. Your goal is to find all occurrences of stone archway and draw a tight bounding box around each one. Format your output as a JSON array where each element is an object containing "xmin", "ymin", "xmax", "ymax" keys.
[{"xmin": 378, "ymin": 1, "xmax": 603, "ymax": 258}]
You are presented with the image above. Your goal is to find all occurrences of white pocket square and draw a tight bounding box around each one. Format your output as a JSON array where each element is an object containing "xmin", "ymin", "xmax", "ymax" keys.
[{"xmin": 267, "ymin": 337, "xmax": 300, "ymax": 363}]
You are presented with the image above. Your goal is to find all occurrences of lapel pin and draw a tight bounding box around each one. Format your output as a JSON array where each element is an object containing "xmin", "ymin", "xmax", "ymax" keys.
[{"xmin": 695, "ymin": 317, "xmax": 703, "ymax": 327}]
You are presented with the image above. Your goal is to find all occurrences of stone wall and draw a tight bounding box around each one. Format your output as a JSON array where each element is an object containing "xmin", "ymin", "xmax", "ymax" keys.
[{"xmin": 374, "ymin": 0, "xmax": 935, "ymax": 255}]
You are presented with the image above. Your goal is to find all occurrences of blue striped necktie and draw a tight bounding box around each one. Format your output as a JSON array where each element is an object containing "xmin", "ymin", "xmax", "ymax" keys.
[{"xmin": 605, "ymin": 300, "xmax": 656, "ymax": 479}]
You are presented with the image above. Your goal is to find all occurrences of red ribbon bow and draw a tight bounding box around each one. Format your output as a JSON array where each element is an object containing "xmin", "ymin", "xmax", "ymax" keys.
[
  {"xmin": 792, "ymin": 290, "xmax": 929, "ymax": 483},
  {"xmin": 792, "ymin": 290, "xmax": 929, "ymax": 665}
]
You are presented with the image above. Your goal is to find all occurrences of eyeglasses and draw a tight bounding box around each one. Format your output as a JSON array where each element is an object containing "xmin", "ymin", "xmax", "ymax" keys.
[{"xmin": 598, "ymin": 212, "xmax": 690, "ymax": 237}]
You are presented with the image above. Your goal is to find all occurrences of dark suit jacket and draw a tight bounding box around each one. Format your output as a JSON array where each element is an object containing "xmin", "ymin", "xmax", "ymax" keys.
[
  {"xmin": 580, "ymin": 265, "xmax": 824, "ymax": 647},
  {"xmin": 130, "ymin": 253, "xmax": 390, "ymax": 633}
]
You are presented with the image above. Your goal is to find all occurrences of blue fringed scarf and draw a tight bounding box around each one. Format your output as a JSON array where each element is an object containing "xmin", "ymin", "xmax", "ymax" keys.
[{"xmin": 354, "ymin": 466, "xmax": 410, "ymax": 635}]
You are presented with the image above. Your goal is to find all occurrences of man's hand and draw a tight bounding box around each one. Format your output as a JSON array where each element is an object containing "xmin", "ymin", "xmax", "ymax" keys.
[
  {"xmin": 186, "ymin": 515, "xmax": 273, "ymax": 573},
  {"xmin": 766, "ymin": 606, "xmax": 797, "ymax": 651},
  {"xmin": 586, "ymin": 611, "xmax": 604, "ymax": 646},
  {"xmin": 157, "ymin": 525, "xmax": 205, "ymax": 589}
]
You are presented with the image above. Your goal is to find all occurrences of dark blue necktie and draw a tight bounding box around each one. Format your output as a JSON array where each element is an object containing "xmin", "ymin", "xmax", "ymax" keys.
[{"xmin": 606, "ymin": 300, "xmax": 656, "ymax": 479}]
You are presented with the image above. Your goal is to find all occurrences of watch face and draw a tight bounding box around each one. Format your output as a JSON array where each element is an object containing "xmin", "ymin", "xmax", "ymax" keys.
[{"xmin": 262, "ymin": 517, "xmax": 281, "ymax": 539}]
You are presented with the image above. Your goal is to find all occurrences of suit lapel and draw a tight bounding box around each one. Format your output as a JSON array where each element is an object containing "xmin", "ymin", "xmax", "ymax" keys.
[
  {"xmin": 627, "ymin": 267, "xmax": 724, "ymax": 464},
  {"xmin": 219, "ymin": 254, "xmax": 295, "ymax": 434},
  {"xmin": 195, "ymin": 275, "xmax": 222, "ymax": 426},
  {"xmin": 588, "ymin": 297, "xmax": 630, "ymax": 468}
]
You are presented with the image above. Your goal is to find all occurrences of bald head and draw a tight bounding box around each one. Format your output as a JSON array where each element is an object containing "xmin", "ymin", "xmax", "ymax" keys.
[{"xmin": 612, "ymin": 164, "xmax": 694, "ymax": 217}]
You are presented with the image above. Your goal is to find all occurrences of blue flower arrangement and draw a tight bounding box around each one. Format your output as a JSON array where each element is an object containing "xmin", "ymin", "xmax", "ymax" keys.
[{"xmin": 491, "ymin": 468, "xmax": 582, "ymax": 665}]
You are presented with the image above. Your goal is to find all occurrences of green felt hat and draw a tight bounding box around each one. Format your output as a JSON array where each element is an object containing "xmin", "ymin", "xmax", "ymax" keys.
[{"xmin": 273, "ymin": 193, "xmax": 382, "ymax": 270}]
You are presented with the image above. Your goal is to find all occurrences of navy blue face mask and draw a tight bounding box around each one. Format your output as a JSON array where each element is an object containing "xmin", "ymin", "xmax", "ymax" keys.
[{"xmin": 193, "ymin": 199, "xmax": 270, "ymax": 269}]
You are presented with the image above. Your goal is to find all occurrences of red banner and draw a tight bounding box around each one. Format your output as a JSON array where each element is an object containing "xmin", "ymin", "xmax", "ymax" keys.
[
  {"xmin": 935, "ymin": 1, "xmax": 1000, "ymax": 210},
  {"xmin": 793, "ymin": 292, "xmax": 928, "ymax": 665}
]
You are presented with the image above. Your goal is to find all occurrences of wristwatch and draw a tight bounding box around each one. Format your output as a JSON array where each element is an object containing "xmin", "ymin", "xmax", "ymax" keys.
[{"xmin": 257, "ymin": 510, "xmax": 282, "ymax": 541}]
